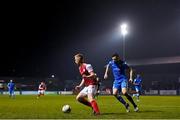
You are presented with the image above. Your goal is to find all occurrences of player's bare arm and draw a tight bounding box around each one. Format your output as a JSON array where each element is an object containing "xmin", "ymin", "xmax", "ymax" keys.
[
  {"xmin": 104, "ymin": 64, "xmax": 109, "ymax": 80},
  {"xmin": 126, "ymin": 66, "xmax": 133, "ymax": 82},
  {"xmin": 129, "ymin": 68, "xmax": 133, "ymax": 82},
  {"xmin": 82, "ymin": 71, "xmax": 95, "ymax": 79}
]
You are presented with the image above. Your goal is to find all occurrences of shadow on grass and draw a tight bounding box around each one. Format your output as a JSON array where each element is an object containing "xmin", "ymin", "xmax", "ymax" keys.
[
  {"xmin": 101, "ymin": 112, "xmax": 125, "ymax": 115},
  {"xmin": 138, "ymin": 110, "xmax": 163, "ymax": 113},
  {"xmin": 101, "ymin": 110, "xmax": 163, "ymax": 116}
]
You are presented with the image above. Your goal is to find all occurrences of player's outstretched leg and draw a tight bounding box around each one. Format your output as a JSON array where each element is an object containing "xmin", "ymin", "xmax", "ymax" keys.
[
  {"xmin": 9, "ymin": 91, "xmax": 15, "ymax": 99},
  {"xmin": 124, "ymin": 93, "xmax": 138, "ymax": 112},
  {"xmin": 122, "ymin": 87, "xmax": 138, "ymax": 112},
  {"xmin": 113, "ymin": 88, "xmax": 130, "ymax": 112},
  {"xmin": 114, "ymin": 94, "xmax": 130, "ymax": 112},
  {"xmin": 12, "ymin": 92, "xmax": 15, "ymax": 99},
  {"xmin": 77, "ymin": 95, "xmax": 100, "ymax": 115},
  {"xmin": 90, "ymin": 100, "xmax": 100, "ymax": 115},
  {"xmin": 76, "ymin": 97, "xmax": 92, "ymax": 107},
  {"xmin": 88, "ymin": 93, "xmax": 100, "ymax": 115}
]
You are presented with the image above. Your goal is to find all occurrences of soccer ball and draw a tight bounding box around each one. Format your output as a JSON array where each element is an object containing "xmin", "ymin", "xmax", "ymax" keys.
[{"xmin": 62, "ymin": 105, "xmax": 71, "ymax": 113}]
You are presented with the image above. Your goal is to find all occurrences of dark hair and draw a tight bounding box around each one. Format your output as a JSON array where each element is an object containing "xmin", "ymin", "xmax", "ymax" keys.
[{"xmin": 112, "ymin": 53, "xmax": 119, "ymax": 58}]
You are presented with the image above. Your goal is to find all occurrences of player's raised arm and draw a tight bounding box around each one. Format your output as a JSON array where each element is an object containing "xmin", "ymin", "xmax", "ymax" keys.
[
  {"xmin": 125, "ymin": 63, "xmax": 133, "ymax": 83},
  {"xmin": 104, "ymin": 64, "xmax": 110, "ymax": 80},
  {"xmin": 129, "ymin": 67, "xmax": 133, "ymax": 82}
]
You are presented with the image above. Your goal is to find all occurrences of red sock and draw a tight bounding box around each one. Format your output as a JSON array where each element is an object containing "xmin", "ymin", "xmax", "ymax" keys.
[{"xmin": 90, "ymin": 100, "xmax": 100, "ymax": 113}]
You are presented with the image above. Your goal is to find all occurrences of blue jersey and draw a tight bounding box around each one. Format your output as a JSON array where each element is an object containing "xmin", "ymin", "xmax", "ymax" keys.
[
  {"xmin": 7, "ymin": 82, "xmax": 15, "ymax": 91},
  {"xmin": 108, "ymin": 60, "xmax": 129, "ymax": 82},
  {"xmin": 134, "ymin": 78, "xmax": 142, "ymax": 86}
]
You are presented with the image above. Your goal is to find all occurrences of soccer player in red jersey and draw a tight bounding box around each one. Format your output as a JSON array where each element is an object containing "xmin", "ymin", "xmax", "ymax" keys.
[
  {"xmin": 74, "ymin": 53, "xmax": 100, "ymax": 115},
  {"xmin": 37, "ymin": 82, "xmax": 46, "ymax": 99}
]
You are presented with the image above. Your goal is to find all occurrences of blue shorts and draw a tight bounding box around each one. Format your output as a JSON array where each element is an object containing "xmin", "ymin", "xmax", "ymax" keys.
[
  {"xmin": 113, "ymin": 79, "xmax": 127, "ymax": 91},
  {"xmin": 135, "ymin": 86, "xmax": 141, "ymax": 92},
  {"xmin": 9, "ymin": 90, "xmax": 14, "ymax": 95}
]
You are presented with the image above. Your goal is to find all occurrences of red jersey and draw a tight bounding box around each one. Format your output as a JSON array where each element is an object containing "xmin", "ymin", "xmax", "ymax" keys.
[
  {"xmin": 38, "ymin": 83, "xmax": 46, "ymax": 90},
  {"xmin": 79, "ymin": 63, "xmax": 97, "ymax": 86}
]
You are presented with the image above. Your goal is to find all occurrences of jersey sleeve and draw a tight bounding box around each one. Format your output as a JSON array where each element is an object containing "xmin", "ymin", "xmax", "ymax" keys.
[
  {"xmin": 140, "ymin": 79, "xmax": 142, "ymax": 83},
  {"xmin": 86, "ymin": 64, "xmax": 94, "ymax": 73},
  {"xmin": 124, "ymin": 62, "xmax": 130, "ymax": 69},
  {"xmin": 108, "ymin": 61, "xmax": 112, "ymax": 67}
]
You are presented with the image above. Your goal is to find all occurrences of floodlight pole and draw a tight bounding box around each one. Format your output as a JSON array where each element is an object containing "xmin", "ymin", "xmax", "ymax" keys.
[
  {"xmin": 123, "ymin": 34, "xmax": 125, "ymax": 61},
  {"xmin": 121, "ymin": 24, "xmax": 127, "ymax": 61}
]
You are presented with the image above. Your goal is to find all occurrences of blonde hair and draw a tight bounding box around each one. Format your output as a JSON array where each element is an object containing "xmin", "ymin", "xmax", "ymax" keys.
[{"xmin": 74, "ymin": 53, "xmax": 84, "ymax": 62}]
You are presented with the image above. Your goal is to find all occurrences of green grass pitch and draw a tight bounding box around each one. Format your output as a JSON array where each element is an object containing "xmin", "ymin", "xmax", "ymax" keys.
[{"xmin": 0, "ymin": 95, "xmax": 180, "ymax": 119}]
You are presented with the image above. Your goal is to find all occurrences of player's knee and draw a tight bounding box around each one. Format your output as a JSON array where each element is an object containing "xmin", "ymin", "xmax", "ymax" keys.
[
  {"xmin": 122, "ymin": 91, "xmax": 127, "ymax": 95},
  {"xmin": 113, "ymin": 91, "xmax": 118, "ymax": 96},
  {"xmin": 88, "ymin": 98, "xmax": 94, "ymax": 102},
  {"xmin": 122, "ymin": 89, "xmax": 127, "ymax": 95},
  {"xmin": 76, "ymin": 96, "xmax": 81, "ymax": 101},
  {"xmin": 87, "ymin": 95, "xmax": 94, "ymax": 102}
]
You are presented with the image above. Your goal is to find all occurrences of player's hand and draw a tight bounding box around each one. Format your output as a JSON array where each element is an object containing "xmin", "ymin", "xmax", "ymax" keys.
[
  {"xmin": 75, "ymin": 86, "xmax": 80, "ymax": 91},
  {"xmin": 104, "ymin": 74, "xmax": 108, "ymax": 80},
  {"xmin": 129, "ymin": 78, "xmax": 133, "ymax": 83},
  {"xmin": 82, "ymin": 74, "xmax": 87, "ymax": 78}
]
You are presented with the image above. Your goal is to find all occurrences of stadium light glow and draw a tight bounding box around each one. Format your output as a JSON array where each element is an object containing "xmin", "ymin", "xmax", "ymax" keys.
[{"xmin": 121, "ymin": 23, "xmax": 128, "ymax": 36}]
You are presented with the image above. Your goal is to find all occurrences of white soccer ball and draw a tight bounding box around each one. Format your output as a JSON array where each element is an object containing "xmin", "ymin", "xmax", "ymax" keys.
[{"xmin": 62, "ymin": 105, "xmax": 71, "ymax": 113}]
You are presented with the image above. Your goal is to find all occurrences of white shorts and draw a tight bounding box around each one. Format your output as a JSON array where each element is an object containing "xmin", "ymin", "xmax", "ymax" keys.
[
  {"xmin": 80, "ymin": 85, "xmax": 97, "ymax": 95},
  {"xmin": 38, "ymin": 90, "xmax": 45, "ymax": 94}
]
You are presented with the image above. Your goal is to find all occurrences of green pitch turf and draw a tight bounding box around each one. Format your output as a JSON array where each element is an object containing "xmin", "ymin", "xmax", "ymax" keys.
[{"xmin": 0, "ymin": 95, "xmax": 180, "ymax": 119}]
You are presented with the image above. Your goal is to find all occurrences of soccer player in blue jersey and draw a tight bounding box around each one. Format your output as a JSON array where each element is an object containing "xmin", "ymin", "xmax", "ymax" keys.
[
  {"xmin": 104, "ymin": 53, "xmax": 138, "ymax": 112},
  {"xmin": 133, "ymin": 74, "xmax": 142, "ymax": 102},
  {"xmin": 7, "ymin": 80, "xmax": 15, "ymax": 98}
]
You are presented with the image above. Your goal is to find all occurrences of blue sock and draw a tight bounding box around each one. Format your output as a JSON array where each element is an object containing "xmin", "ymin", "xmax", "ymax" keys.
[{"xmin": 115, "ymin": 95, "xmax": 126, "ymax": 105}]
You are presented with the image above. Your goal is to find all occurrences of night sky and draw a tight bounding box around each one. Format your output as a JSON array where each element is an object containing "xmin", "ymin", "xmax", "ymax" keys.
[{"xmin": 1, "ymin": 0, "xmax": 180, "ymax": 79}]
